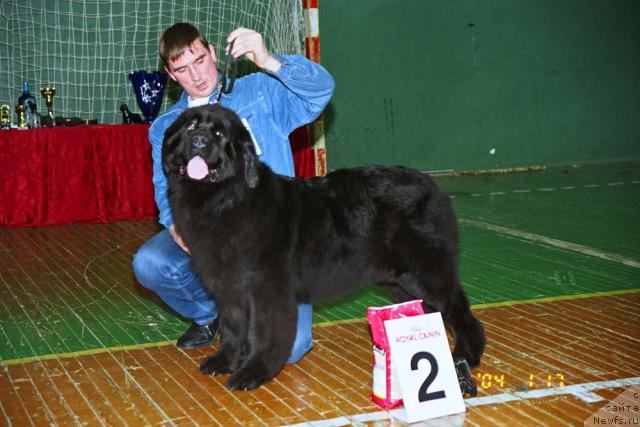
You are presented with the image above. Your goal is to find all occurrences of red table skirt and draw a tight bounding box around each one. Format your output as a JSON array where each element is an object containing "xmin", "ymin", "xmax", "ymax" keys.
[
  {"xmin": 0, "ymin": 124, "xmax": 317, "ymax": 228},
  {"xmin": 0, "ymin": 124, "xmax": 158, "ymax": 228}
]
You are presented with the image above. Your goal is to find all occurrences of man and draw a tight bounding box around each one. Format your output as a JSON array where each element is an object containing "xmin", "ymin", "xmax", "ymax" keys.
[{"xmin": 132, "ymin": 23, "xmax": 334, "ymax": 363}]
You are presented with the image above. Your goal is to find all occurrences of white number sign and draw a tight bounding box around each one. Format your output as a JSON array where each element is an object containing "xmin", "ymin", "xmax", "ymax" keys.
[{"xmin": 384, "ymin": 312, "xmax": 466, "ymax": 423}]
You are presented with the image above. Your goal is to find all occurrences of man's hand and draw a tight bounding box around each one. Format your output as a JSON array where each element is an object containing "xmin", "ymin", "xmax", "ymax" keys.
[
  {"xmin": 226, "ymin": 27, "xmax": 281, "ymax": 73},
  {"xmin": 169, "ymin": 225, "xmax": 190, "ymax": 255}
]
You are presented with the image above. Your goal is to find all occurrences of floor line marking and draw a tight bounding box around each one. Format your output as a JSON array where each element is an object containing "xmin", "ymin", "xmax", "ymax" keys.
[
  {"xmin": 2, "ymin": 290, "xmax": 637, "ymax": 367},
  {"xmin": 451, "ymin": 180, "xmax": 639, "ymax": 198},
  {"xmin": 470, "ymin": 288, "xmax": 640, "ymax": 310},
  {"xmin": 312, "ymin": 289, "xmax": 640, "ymax": 321},
  {"xmin": 283, "ymin": 377, "xmax": 640, "ymax": 427},
  {"xmin": 0, "ymin": 340, "xmax": 176, "ymax": 367},
  {"xmin": 460, "ymin": 217, "xmax": 640, "ymax": 268}
]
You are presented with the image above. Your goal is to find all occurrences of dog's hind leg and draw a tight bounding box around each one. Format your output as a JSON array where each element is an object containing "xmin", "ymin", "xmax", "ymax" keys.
[
  {"xmin": 379, "ymin": 281, "xmax": 446, "ymax": 315},
  {"xmin": 226, "ymin": 291, "xmax": 297, "ymax": 390},
  {"xmin": 443, "ymin": 286, "xmax": 486, "ymax": 396},
  {"xmin": 392, "ymin": 256, "xmax": 485, "ymax": 396},
  {"xmin": 378, "ymin": 281, "xmax": 414, "ymax": 304},
  {"xmin": 382, "ymin": 277, "xmax": 485, "ymax": 367},
  {"xmin": 443, "ymin": 287, "xmax": 485, "ymax": 368},
  {"xmin": 393, "ymin": 248, "xmax": 485, "ymax": 364}
]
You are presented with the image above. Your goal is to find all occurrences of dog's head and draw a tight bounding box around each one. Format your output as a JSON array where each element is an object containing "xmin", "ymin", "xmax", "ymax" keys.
[{"xmin": 162, "ymin": 104, "xmax": 259, "ymax": 188}]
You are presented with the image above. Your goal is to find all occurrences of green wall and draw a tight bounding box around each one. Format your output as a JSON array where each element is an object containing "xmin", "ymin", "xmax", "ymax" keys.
[{"xmin": 320, "ymin": 0, "xmax": 640, "ymax": 171}]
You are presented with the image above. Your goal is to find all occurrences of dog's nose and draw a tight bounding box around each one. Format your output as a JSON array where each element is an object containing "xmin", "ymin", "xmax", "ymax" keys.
[{"xmin": 191, "ymin": 135, "xmax": 207, "ymax": 153}]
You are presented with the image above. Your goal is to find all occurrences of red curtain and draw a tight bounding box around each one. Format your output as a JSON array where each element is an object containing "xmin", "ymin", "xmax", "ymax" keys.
[
  {"xmin": 0, "ymin": 124, "xmax": 158, "ymax": 228},
  {"xmin": 0, "ymin": 123, "xmax": 315, "ymax": 228},
  {"xmin": 290, "ymin": 126, "xmax": 316, "ymax": 179}
]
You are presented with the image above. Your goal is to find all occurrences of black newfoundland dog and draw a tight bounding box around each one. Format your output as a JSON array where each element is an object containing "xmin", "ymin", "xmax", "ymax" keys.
[{"xmin": 162, "ymin": 104, "xmax": 485, "ymax": 393}]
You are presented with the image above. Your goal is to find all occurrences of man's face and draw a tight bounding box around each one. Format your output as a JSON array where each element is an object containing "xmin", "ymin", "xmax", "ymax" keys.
[{"xmin": 165, "ymin": 40, "xmax": 218, "ymax": 99}]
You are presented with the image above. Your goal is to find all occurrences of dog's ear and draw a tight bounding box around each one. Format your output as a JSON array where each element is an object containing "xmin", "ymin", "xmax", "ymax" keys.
[
  {"xmin": 162, "ymin": 132, "xmax": 181, "ymax": 176},
  {"xmin": 225, "ymin": 108, "xmax": 260, "ymax": 188},
  {"xmin": 162, "ymin": 123, "xmax": 183, "ymax": 176},
  {"xmin": 242, "ymin": 139, "xmax": 259, "ymax": 188},
  {"xmin": 162, "ymin": 110, "xmax": 195, "ymax": 176}
]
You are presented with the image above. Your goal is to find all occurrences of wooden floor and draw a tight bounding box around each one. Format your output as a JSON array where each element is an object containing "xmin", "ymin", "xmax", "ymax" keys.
[
  {"xmin": 0, "ymin": 293, "xmax": 640, "ymax": 426},
  {"xmin": 1, "ymin": 161, "xmax": 639, "ymax": 426},
  {"xmin": 1, "ymin": 294, "xmax": 639, "ymax": 426}
]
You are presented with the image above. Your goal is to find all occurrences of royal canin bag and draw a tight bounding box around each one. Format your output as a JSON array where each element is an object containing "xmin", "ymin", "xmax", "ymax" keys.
[{"xmin": 366, "ymin": 300, "xmax": 425, "ymax": 409}]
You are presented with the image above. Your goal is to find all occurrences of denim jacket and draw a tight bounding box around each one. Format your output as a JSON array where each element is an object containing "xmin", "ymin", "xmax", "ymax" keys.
[{"xmin": 149, "ymin": 55, "xmax": 335, "ymax": 229}]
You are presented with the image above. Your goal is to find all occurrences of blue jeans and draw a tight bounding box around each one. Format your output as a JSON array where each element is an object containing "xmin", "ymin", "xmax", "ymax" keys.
[{"xmin": 132, "ymin": 229, "xmax": 313, "ymax": 363}]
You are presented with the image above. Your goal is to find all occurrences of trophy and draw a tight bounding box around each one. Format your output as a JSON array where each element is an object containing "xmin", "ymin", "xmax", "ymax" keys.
[
  {"xmin": 40, "ymin": 86, "xmax": 56, "ymax": 120},
  {"xmin": 15, "ymin": 104, "xmax": 27, "ymax": 128},
  {"xmin": 0, "ymin": 105, "xmax": 10, "ymax": 129},
  {"xmin": 128, "ymin": 70, "xmax": 167, "ymax": 123},
  {"xmin": 119, "ymin": 103, "xmax": 144, "ymax": 124}
]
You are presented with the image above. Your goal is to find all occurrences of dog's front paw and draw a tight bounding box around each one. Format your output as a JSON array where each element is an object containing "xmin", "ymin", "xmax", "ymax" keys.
[
  {"xmin": 454, "ymin": 357, "xmax": 478, "ymax": 397},
  {"xmin": 226, "ymin": 361, "xmax": 271, "ymax": 391},
  {"xmin": 199, "ymin": 353, "xmax": 234, "ymax": 376}
]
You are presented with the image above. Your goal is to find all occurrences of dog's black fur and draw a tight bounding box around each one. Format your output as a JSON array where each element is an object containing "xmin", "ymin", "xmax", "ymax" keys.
[{"xmin": 162, "ymin": 104, "xmax": 485, "ymax": 392}]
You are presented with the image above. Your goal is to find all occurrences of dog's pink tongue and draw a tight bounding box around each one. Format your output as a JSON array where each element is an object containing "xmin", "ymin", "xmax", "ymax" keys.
[{"xmin": 186, "ymin": 156, "xmax": 208, "ymax": 180}]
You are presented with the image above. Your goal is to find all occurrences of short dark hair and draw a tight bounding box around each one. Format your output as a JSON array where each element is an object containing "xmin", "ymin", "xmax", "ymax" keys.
[{"xmin": 159, "ymin": 23, "xmax": 210, "ymax": 64}]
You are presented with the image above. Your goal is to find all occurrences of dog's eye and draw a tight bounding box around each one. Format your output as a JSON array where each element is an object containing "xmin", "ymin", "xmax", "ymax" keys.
[{"xmin": 214, "ymin": 130, "xmax": 223, "ymax": 137}]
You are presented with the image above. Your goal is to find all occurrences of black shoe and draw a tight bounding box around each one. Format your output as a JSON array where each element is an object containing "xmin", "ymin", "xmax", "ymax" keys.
[
  {"xmin": 176, "ymin": 319, "xmax": 219, "ymax": 350},
  {"xmin": 455, "ymin": 357, "xmax": 478, "ymax": 397}
]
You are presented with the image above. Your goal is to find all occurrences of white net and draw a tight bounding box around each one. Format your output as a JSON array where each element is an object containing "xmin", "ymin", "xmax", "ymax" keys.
[{"xmin": 0, "ymin": 0, "xmax": 305, "ymax": 124}]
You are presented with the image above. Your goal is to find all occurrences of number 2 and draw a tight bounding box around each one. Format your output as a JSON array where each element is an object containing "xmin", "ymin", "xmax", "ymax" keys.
[{"xmin": 411, "ymin": 351, "xmax": 446, "ymax": 402}]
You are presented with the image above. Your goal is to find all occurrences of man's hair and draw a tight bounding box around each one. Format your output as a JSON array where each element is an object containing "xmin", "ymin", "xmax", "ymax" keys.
[{"xmin": 159, "ymin": 23, "xmax": 210, "ymax": 65}]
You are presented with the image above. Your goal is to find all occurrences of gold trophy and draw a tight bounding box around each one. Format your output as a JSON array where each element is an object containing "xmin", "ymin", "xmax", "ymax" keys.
[
  {"xmin": 0, "ymin": 105, "xmax": 10, "ymax": 129},
  {"xmin": 40, "ymin": 86, "xmax": 56, "ymax": 121},
  {"xmin": 15, "ymin": 104, "xmax": 27, "ymax": 128}
]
